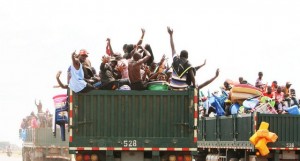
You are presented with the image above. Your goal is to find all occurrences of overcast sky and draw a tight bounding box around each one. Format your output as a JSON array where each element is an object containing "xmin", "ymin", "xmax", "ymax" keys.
[{"xmin": 1, "ymin": 0, "xmax": 300, "ymax": 146}]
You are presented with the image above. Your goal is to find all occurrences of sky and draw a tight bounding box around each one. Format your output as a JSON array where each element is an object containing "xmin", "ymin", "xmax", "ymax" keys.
[{"xmin": 0, "ymin": 0, "xmax": 300, "ymax": 146}]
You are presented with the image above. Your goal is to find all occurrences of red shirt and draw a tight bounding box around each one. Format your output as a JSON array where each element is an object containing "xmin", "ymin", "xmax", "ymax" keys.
[
  {"xmin": 31, "ymin": 117, "xmax": 38, "ymax": 128},
  {"xmin": 263, "ymin": 92, "xmax": 274, "ymax": 99}
]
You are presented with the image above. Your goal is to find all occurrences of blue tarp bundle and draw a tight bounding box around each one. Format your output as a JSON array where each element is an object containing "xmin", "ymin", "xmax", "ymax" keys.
[
  {"xmin": 210, "ymin": 94, "xmax": 225, "ymax": 116},
  {"xmin": 207, "ymin": 90, "xmax": 228, "ymax": 116}
]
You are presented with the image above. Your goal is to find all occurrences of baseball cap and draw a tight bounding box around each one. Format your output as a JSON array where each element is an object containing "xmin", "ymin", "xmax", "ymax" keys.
[{"xmin": 79, "ymin": 49, "xmax": 88, "ymax": 57}]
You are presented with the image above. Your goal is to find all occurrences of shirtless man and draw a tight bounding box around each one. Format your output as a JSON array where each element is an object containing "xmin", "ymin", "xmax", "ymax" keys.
[{"xmin": 128, "ymin": 46, "xmax": 151, "ymax": 90}]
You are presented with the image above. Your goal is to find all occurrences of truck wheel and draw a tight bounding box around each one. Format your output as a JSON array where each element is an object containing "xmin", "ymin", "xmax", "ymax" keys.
[
  {"xmin": 22, "ymin": 148, "xmax": 25, "ymax": 161},
  {"xmin": 24, "ymin": 151, "xmax": 31, "ymax": 161}
]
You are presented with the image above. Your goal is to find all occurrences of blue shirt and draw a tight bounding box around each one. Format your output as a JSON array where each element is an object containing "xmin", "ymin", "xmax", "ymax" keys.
[{"xmin": 68, "ymin": 63, "xmax": 87, "ymax": 93}]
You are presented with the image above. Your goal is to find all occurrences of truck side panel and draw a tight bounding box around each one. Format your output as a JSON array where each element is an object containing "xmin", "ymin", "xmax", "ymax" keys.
[
  {"xmin": 22, "ymin": 127, "xmax": 70, "ymax": 160},
  {"xmin": 22, "ymin": 128, "xmax": 68, "ymax": 147},
  {"xmin": 35, "ymin": 128, "xmax": 69, "ymax": 147},
  {"xmin": 70, "ymin": 90, "xmax": 196, "ymax": 148},
  {"xmin": 198, "ymin": 113, "xmax": 300, "ymax": 150},
  {"xmin": 258, "ymin": 113, "xmax": 300, "ymax": 149}
]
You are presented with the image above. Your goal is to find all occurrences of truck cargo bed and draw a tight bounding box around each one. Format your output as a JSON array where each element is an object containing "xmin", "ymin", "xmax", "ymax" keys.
[
  {"xmin": 198, "ymin": 113, "xmax": 300, "ymax": 150},
  {"xmin": 69, "ymin": 89, "xmax": 197, "ymax": 150},
  {"xmin": 22, "ymin": 128, "xmax": 69, "ymax": 147}
]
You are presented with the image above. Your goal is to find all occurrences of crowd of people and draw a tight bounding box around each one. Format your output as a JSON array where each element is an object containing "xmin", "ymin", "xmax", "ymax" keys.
[
  {"xmin": 202, "ymin": 71, "xmax": 300, "ymax": 117},
  {"xmin": 20, "ymin": 100, "xmax": 53, "ymax": 129},
  {"xmin": 56, "ymin": 27, "xmax": 219, "ymax": 92},
  {"xmin": 255, "ymin": 72, "xmax": 298, "ymax": 114},
  {"xmin": 54, "ymin": 27, "xmax": 299, "ymax": 117}
]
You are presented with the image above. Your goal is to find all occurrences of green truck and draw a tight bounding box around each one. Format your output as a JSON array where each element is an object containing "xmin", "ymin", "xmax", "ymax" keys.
[
  {"xmin": 21, "ymin": 127, "xmax": 70, "ymax": 161},
  {"xmin": 68, "ymin": 88, "xmax": 300, "ymax": 161},
  {"xmin": 198, "ymin": 113, "xmax": 300, "ymax": 161},
  {"xmin": 69, "ymin": 88, "xmax": 198, "ymax": 161}
]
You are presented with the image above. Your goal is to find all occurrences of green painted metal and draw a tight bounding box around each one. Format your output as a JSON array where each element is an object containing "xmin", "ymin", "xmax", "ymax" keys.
[
  {"xmin": 236, "ymin": 114, "xmax": 253, "ymax": 141},
  {"xmin": 198, "ymin": 113, "xmax": 300, "ymax": 150},
  {"xmin": 23, "ymin": 127, "xmax": 69, "ymax": 147},
  {"xmin": 70, "ymin": 89, "xmax": 196, "ymax": 148},
  {"xmin": 197, "ymin": 118, "xmax": 205, "ymax": 141},
  {"xmin": 257, "ymin": 113, "xmax": 300, "ymax": 149},
  {"xmin": 219, "ymin": 116, "xmax": 234, "ymax": 141},
  {"xmin": 203, "ymin": 117, "xmax": 217, "ymax": 141}
]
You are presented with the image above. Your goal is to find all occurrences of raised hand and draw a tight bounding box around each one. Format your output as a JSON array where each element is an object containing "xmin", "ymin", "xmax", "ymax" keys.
[
  {"xmin": 56, "ymin": 71, "xmax": 62, "ymax": 79},
  {"xmin": 72, "ymin": 50, "xmax": 77, "ymax": 58},
  {"xmin": 215, "ymin": 68, "xmax": 220, "ymax": 77},
  {"xmin": 141, "ymin": 28, "xmax": 145, "ymax": 35},
  {"xmin": 167, "ymin": 26, "xmax": 173, "ymax": 35}
]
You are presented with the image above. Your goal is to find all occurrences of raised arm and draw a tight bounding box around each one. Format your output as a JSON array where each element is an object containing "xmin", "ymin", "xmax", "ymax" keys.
[
  {"xmin": 136, "ymin": 28, "xmax": 145, "ymax": 46},
  {"xmin": 128, "ymin": 28, "xmax": 146, "ymax": 59},
  {"xmin": 34, "ymin": 99, "xmax": 38, "ymax": 106},
  {"xmin": 198, "ymin": 69, "xmax": 220, "ymax": 89},
  {"xmin": 135, "ymin": 46, "xmax": 151, "ymax": 66},
  {"xmin": 56, "ymin": 71, "xmax": 68, "ymax": 89},
  {"xmin": 167, "ymin": 27, "xmax": 176, "ymax": 57},
  {"xmin": 195, "ymin": 59, "xmax": 206, "ymax": 71},
  {"xmin": 71, "ymin": 50, "xmax": 80, "ymax": 70}
]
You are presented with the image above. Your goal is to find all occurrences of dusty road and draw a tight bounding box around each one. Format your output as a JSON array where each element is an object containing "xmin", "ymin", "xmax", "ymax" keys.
[{"xmin": 0, "ymin": 152, "xmax": 22, "ymax": 161}]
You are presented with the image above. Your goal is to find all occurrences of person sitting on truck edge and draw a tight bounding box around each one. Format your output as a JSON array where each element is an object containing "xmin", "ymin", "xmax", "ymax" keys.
[
  {"xmin": 289, "ymin": 88, "xmax": 299, "ymax": 106},
  {"xmin": 128, "ymin": 46, "xmax": 151, "ymax": 90},
  {"xmin": 274, "ymin": 86, "xmax": 286, "ymax": 114},
  {"xmin": 239, "ymin": 77, "xmax": 244, "ymax": 84},
  {"xmin": 79, "ymin": 50, "xmax": 101, "ymax": 86},
  {"xmin": 167, "ymin": 26, "xmax": 196, "ymax": 90},
  {"xmin": 99, "ymin": 55, "xmax": 118, "ymax": 90},
  {"xmin": 282, "ymin": 81, "xmax": 292, "ymax": 107},
  {"xmin": 263, "ymin": 86, "xmax": 274, "ymax": 99},
  {"xmin": 30, "ymin": 112, "xmax": 39, "ymax": 128},
  {"xmin": 271, "ymin": 80, "xmax": 278, "ymax": 92},
  {"xmin": 255, "ymin": 71, "xmax": 265, "ymax": 90},
  {"xmin": 221, "ymin": 81, "xmax": 232, "ymax": 93},
  {"xmin": 68, "ymin": 50, "xmax": 95, "ymax": 93},
  {"xmin": 106, "ymin": 38, "xmax": 131, "ymax": 84},
  {"xmin": 101, "ymin": 38, "xmax": 131, "ymax": 89}
]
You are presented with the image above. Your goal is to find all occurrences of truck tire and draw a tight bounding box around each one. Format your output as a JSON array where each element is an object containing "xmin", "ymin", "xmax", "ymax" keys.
[{"xmin": 24, "ymin": 151, "xmax": 31, "ymax": 161}]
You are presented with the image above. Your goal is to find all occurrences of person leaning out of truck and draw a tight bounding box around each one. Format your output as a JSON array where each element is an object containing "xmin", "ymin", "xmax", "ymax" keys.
[{"xmin": 68, "ymin": 50, "xmax": 95, "ymax": 93}]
